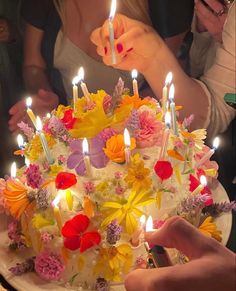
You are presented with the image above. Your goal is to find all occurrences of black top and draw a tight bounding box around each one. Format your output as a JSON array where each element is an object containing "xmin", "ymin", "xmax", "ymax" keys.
[{"xmin": 21, "ymin": 0, "xmax": 194, "ymax": 103}]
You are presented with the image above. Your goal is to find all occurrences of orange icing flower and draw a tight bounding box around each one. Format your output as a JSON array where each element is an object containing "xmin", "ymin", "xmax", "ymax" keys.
[
  {"xmin": 103, "ymin": 134, "xmax": 136, "ymax": 163},
  {"xmin": 116, "ymin": 95, "xmax": 150, "ymax": 112},
  {"xmin": 167, "ymin": 149, "xmax": 185, "ymax": 161}
]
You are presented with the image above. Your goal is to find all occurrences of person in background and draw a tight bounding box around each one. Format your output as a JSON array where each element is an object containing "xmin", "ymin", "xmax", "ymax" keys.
[
  {"xmin": 8, "ymin": 0, "xmax": 194, "ymax": 132},
  {"xmin": 124, "ymin": 216, "xmax": 236, "ymax": 291}
]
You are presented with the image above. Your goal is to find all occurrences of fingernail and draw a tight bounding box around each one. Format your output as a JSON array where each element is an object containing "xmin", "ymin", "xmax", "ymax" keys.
[
  {"xmin": 104, "ymin": 47, "xmax": 108, "ymax": 55},
  {"xmin": 127, "ymin": 48, "xmax": 133, "ymax": 52},
  {"xmin": 116, "ymin": 43, "xmax": 123, "ymax": 54}
]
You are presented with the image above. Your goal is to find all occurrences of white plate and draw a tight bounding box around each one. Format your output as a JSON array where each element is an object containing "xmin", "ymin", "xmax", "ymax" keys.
[{"xmin": 0, "ymin": 181, "xmax": 232, "ymax": 291}]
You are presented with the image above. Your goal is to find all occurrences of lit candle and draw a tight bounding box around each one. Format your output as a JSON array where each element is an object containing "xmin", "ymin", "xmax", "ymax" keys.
[
  {"xmin": 72, "ymin": 75, "xmax": 80, "ymax": 111},
  {"xmin": 52, "ymin": 195, "xmax": 62, "ymax": 231},
  {"xmin": 124, "ymin": 128, "xmax": 131, "ymax": 165},
  {"xmin": 36, "ymin": 116, "xmax": 54, "ymax": 165},
  {"xmin": 192, "ymin": 175, "xmax": 207, "ymax": 196},
  {"xmin": 109, "ymin": 0, "xmax": 117, "ymax": 64},
  {"xmin": 82, "ymin": 138, "xmax": 92, "ymax": 178},
  {"xmin": 131, "ymin": 69, "xmax": 139, "ymax": 97},
  {"xmin": 78, "ymin": 67, "xmax": 91, "ymax": 102},
  {"xmin": 169, "ymin": 84, "xmax": 179, "ymax": 136},
  {"xmin": 46, "ymin": 113, "xmax": 51, "ymax": 119},
  {"xmin": 162, "ymin": 72, "xmax": 173, "ymax": 117},
  {"xmin": 159, "ymin": 112, "xmax": 171, "ymax": 160},
  {"xmin": 131, "ymin": 215, "xmax": 146, "ymax": 247},
  {"xmin": 10, "ymin": 162, "xmax": 17, "ymax": 179},
  {"xmin": 195, "ymin": 137, "xmax": 220, "ymax": 169},
  {"xmin": 26, "ymin": 97, "xmax": 37, "ymax": 127}
]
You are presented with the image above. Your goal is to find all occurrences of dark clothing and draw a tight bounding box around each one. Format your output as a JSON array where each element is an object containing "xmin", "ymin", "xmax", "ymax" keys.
[{"xmin": 21, "ymin": 0, "xmax": 194, "ymax": 104}]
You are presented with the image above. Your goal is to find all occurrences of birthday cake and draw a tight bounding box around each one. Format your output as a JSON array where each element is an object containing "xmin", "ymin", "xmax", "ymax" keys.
[{"xmin": 0, "ymin": 77, "xmax": 235, "ymax": 290}]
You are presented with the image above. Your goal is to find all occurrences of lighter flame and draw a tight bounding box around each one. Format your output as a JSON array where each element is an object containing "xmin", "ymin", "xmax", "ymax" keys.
[
  {"xmin": 200, "ymin": 175, "xmax": 207, "ymax": 187},
  {"xmin": 109, "ymin": 0, "xmax": 117, "ymax": 20},
  {"xmin": 164, "ymin": 111, "xmax": 171, "ymax": 128},
  {"xmin": 10, "ymin": 162, "xmax": 17, "ymax": 178},
  {"xmin": 124, "ymin": 128, "xmax": 131, "ymax": 147},
  {"xmin": 78, "ymin": 67, "xmax": 85, "ymax": 82},
  {"xmin": 52, "ymin": 194, "xmax": 61, "ymax": 208},
  {"xmin": 72, "ymin": 75, "xmax": 80, "ymax": 86},
  {"xmin": 36, "ymin": 116, "xmax": 43, "ymax": 131},
  {"xmin": 169, "ymin": 84, "xmax": 175, "ymax": 101},
  {"xmin": 17, "ymin": 134, "xmax": 24, "ymax": 148},
  {"xmin": 145, "ymin": 216, "xmax": 154, "ymax": 232},
  {"xmin": 213, "ymin": 137, "xmax": 220, "ymax": 150},
  {"xmin": 131, "ymin": 69, "xmax": 138, "ymax": 79},
  {"xmin": 165, "ymin": 72, "xmax": 173, "ymax": 86},
  {"xmin": 82, "ymin": 138, "xmax": 89, "ymax": 155},
  {"xmin": 26, "ymin": 97, "xmax": 32, "ymax": 108},
  {"xmin": 140, "ymin": 215, "xmax": 146, "ymax": 227}
]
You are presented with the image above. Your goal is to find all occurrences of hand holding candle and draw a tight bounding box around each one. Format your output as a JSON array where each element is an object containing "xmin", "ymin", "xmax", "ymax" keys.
[
  {"xmin": 132, "ymin": 69, "xmax": 139, "ymax": 97},
  {"xmin": 109, "ymin": 0, "xmax": 117, "ymax": 64},
  {"xmin": 26, "ymin": 97, "xmax": 37, "ymax": 127},
  {"xmin": 78, "ymin": 67, "xmax": 91, "ymax": 102},
  {"xmin": 82, "ymin": 138, "xmax": 93, "ymax": 178},
  {"xmin": 124, "ymin": 128, "xmax": 131, "ymax": 165}
]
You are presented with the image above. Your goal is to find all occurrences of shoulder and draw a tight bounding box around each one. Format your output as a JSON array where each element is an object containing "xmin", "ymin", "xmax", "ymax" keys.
[{"xmin": 21, "ymin": 0, "xmax": 55, "ymax": 30}]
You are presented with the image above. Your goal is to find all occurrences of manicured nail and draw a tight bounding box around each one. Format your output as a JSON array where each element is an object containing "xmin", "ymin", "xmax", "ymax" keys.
[
  {"xmin": 116, "ymin": 43, "xmax": 123, "ymax": 54},
  {"xmin": 127, "ymin": 48, "xmax": 133, "ymax": 52},
  {"xmin": 104, "ymin": 47, "xmax": 108, "ymax": 55}
]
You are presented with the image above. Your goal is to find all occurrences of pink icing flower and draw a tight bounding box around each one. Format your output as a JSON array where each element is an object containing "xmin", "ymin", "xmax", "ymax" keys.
[
  {"xmin": 58, "ymin": 155, "xmax": 66, "ymax": 164},
  {"xmin": 25, "ymin": 164, "xmax": 43, "ymax": 189},
  {"xmin": 83, "ymin": 181, "xmax": 95, "ymax": 194},
  {"xmin": 0, "ymin": 178, "xmax": 7, "ymax": 214},
  {"xmin": 35, "ymin": 252, "xmax": 65, "ymax": 281},
  {"xmin": 135, "ymin": 111, "xmax": 163, "ymax": 148},
  {"xmin": 41, "ymin": 232, "xmax": 54, "ymax": 244},
  {"xmin": 115, "ymin": 186, "xmax": 125, "ymax": 195},
  {"xmin": 174, "ymin": 140, "xmax": 184, "ymax": 150},
  {"xmin": 114, "ymin": 172, "xmax": 122, "ymax": 179},
  {"xmin": 103, "ymin": 94, "xmax": 112, "ymax": 113}
]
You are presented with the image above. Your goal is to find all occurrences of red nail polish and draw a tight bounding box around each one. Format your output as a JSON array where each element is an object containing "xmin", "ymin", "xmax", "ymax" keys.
[
  {"xmin": 104, "ymin": 47, "xmax": 108, "ymax": 55},
  {"xmin": 127, "ymin": 48, "xmax": 133, "ymax": 52},
  {"xmin": 116, "ymin": 43, "xmax": 123, "ymax": 53}
]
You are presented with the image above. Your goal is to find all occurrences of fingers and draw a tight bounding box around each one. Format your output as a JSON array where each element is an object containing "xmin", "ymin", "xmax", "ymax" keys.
[{"xmin": 145, "ymin": 216, "xmax": 219, "ymax": 260}]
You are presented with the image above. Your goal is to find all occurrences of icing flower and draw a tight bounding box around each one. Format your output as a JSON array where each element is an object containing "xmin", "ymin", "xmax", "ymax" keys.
[
  {"xmin": 0, "ymin": 178, "xmax": 7, "ymax": 214},
  {"xmin": 198, "ymin": 216, "xmax": 222, "ymax": 242},
  {"xmin": 25, "ymin": 164, "xmax": 43, "ymax": 189},
  {"xmin": 35, "ymin": 252, "xmax": 65, "ymax": 281},
  {"xmin": 67, "ymin": 136, "xmax": 108, "ymax": 176},
  {"xmin": 154, "ymin": 161, "xmax": 173, "ymax": 182},
  {"xmin": 103, "ymin": 134, "xmax": 136, "ymax": 163},
  {"xmin": 55, "ymin": 172, "xmax": 77, "ymax": 190},
  {"xmin": 60, "ymin": 108, "xmax": 76, "ymax": 129},
  {"xmin": 117, "ymin": 94, "xmax": 150, "ymax": 111},
  {"xmin": 83, "ymin": 181, "xmax": 95, "ymax": 194},
  {"xmin": 135, "ymin": 111, "xmax": 163, "ymax": 148},
  {"xmin": 62, "ymin": 214, "xmax": 101, "ymax": 252}
]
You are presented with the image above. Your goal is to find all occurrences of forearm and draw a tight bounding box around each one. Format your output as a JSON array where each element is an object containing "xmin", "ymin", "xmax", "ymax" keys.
[{"xmin": 143, "ymin": 42, "xmax": 210, "ymax": 129}]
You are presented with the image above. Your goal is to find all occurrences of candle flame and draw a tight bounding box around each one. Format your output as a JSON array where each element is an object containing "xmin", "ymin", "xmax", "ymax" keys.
[
  {"xmin": 164, "ymin": 111, "xmax": 171, "ymax": 128},
  {"xmin": 36, "ymin": 116, "xmax": 43, "ymax": 131},
  {"xmin": 11, "ymin": 162, "xmax": 17, "ymax": 178},
  {"xmin": 25, "ymin": 158, "xmax": 30, "ymax": 167},
  {"xmin": 17, "ymin": 134, "xmax": 24, "ymax": 148},
  {"xmin": 140, "ymin": 215, "xmax": 146, "ymax": 227},
  {"xmin": 124, "ymin": 128, "xmax": 131, "ymax": 147},
  {"xmin": 82, "ymin": 138, "xmax": 89, "ymax": 155},
  {"xmin": 165, "ymin": 72, "xmax": 173, "ymax": 86},
  {"xmin": 200, "ymin": 175, "xmax": 207, "ymax": 187},
  {"xmin": 72, "ymin": 75, "xmax": 80, "ymax": 86},
  {"xmin": 109, "ymin": 0, "xmax": 117, "ymax": 20},
  {"xmin": 131, "ymin": 69, "xmax": 138, "ymax": 79},
  {"xmin": 78, "ymin": 67, "xmax": 85, "ymax": 82},
  {"xmin": 26, "ymin": 97, "xmax": 32, "ymax": 108},
  {"xmin": 169, "ymin": 84, "xmax": 175, "ymax": 101},
  {"xmin": 145, "ymin": 216, "xmax": 153, "ymax": 232},
  {"xmin": 46, "ymin": 113, "xmax": 51, "ymax": 119},
  {"xmin": 213, "ymin": 137, "xmax": 220, "ymax": 150},
  {"xmin": 52, "ymin": 194, "xmax": 61, "ymax": 208}
]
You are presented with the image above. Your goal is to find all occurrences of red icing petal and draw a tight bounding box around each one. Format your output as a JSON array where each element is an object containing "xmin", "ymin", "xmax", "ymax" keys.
[
  {"xmin": 62, "ymin": 220, "xmax": 79, "ymax": 237},
  {"xmin": 64, "ymin": 236, "xmax": 81, "ymax": 251},
  {"xmin": 189, "ymin": 174, "xmax": 199, "ymax": 192},
  {"xmin": 154, "ymin": 161, "xmax": 173, "ymax": 181},
  {"xmin": 61, "ymin": 109, "xmax": 76, "ymax": 129},
  {"xmin": 62, "ymin": 214, "xmax": 90, "ymax": 237},
  {"xmin": 79, "ymin": 232, "xmax": 101, "ymax": 253},
  {"xmin": 55, "ymin": 172, "xmax": 77, "ymax": 189}
]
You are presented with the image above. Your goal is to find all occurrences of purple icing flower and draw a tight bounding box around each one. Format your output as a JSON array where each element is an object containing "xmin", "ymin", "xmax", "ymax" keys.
[
  {"xmin": 9, "ymin": 257, "xmax": 35, "ymax": 276},
  {"xmin": 106, "ymin": 219, "xmax": 122, "ymax": 245},
  {"xmin": 67, "ymin": 135, "xmax": 108, "ymax": 176},
  {"xmin": 99, "ymin": 128, "xmax": 116, "ymax": 143},
  {"xmin": 25, "ymin": 164, "xmax": 43, "ymax": 189},
  {"xmin": 34, "ymin": 252, "xmax": 65, "ymax": 281}
]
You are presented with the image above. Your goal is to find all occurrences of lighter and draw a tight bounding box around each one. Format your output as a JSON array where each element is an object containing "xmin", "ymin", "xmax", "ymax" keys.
[{"xmin": 144, "ymin": 242, "xmax": 172, "ymax": 268}]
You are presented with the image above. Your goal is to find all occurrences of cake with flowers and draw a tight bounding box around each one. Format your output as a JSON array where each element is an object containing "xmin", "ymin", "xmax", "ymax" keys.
[{"xmin": 0, "ymin": 77, "xmax": 235, "ymax": 291}]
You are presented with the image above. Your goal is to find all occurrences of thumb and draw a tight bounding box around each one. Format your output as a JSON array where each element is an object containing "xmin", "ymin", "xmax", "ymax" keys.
[
  {"xmin": 145, "ymin": 216, "xmax": 218, "ymax": 260},
  {"xmin": 9, "ymin": 103, "xmax": 20, "ymax": 115}
]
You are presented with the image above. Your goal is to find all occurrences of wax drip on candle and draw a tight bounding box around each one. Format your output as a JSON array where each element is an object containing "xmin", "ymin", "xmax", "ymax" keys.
[
  {"xmin": 109, "ymin": 0, "xmax": 117, "ymax": 64},
  {"xmin": 10, "ymin": 162, "xmax": 17, "ymax": 179},
  {"xmin": 131, "ymin": 69, "xmax": 139, "ymax": 96},
  {"xmin": 124, "ymin": 128, "xmax": 131, "ymax": 165}
]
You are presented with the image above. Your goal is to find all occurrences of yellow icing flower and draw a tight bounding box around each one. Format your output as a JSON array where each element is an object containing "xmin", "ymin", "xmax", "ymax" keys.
[
  {"xmin": 181, "ymin": 129, "xmax": 206, "ymax": 151},
  {"xmin": 32, "ymin": 214, "xmax": 54, "ymax": 229},
  {"xmin": 48, "ymin": 164, "xmax": 63, "ymax": 177},
  {"xmin": 198, "ymin": 216, "xmax": 222, "ymax": 242},
  {"xmin": 54, "ymin": 105, "xmax": 71, "ymax": 118},
  {"xmin": 26, "ymin": 134, "xmax": 56, "ymax": 161},
  {"xmin": 96, "ymin": 181, "xmax": 109, "ymax": 192},
  {"xmin": 93, "ymin": 244, "xmax": 133, "ymax": 282},
  {"xmin": 125, "ymin": 154, "xmax": 151, "ymax": 191},
  {"xmin": 102, "ymin": 189, "xmax": 155, "ymax": 234}
]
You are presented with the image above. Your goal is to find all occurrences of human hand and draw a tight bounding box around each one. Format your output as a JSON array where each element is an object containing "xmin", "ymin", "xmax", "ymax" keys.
[
  {"xmin": 91, "ymin": 14, "xmax": 164, "ymax": 74},
  {"xmin": 125, "ymin": 216, "xmax": 236, "ymax": 291},
  {"xmin": 195, "ymin": 0, "xmax": 230, "ymax": 42},
  {"xmin": 0, "ymin": 18, "xmax": 16, "ymax": 43},
  {"xmin": 8, "ymin": 89, "xmax": 59, "ymax": 132}
]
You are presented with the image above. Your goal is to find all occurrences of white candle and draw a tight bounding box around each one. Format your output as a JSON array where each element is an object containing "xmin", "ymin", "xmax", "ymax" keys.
[
  {"xmin": 131, "ymin": 69, "xmax": 139, "ymax": 97},
  {"xmin": 52, "ymin": 195, "xmax": 62, "ymax": 231},
  {"xmin": 82, "ymin": 138, "xmax": 92, "ymax": 177},
  {"xmin": 169, "ymin": 84, "xmax": 179, "ymax": 136},
  {"xmin": 78, "ymin": 67, "xmax": 91, "ymax": 102},
  {"xmin": 36, "ymin": 116, "xmax": 54, "ymax": 165},
  {"xmin": 72, "ymin": 75, "xmax": 80, "ymax": 111},
  {"xmin": 195, "ymin": 137, "xmax": 220, "ymax": 169},
  {"xmin": 124, "ymin": 128, "xmax": 131, "ymax": 165},
  {"xmin": 192, "ymin": 175, "xmax": 207, "ymax": 196},
  {"xmin": 109, "ymin": 0, "xmax": 117, "ymax": 64},
  {"xmin": 131, "ymin": 215, "xmax": 146, "ymax": 247},
  {"xmin": 162, "ymin": 72, "xmax": 173, "ymax": 117},
  {"xmin": 10, "ymin": 162, "xmax": 17, "ymax": 179},
  {"xmin": 159, "ymin": 112, "xmax": 171, "ymax": 160},
  {"xmin": 26, "ymin": 97, "xmax": 37, "ymax": 127}
]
